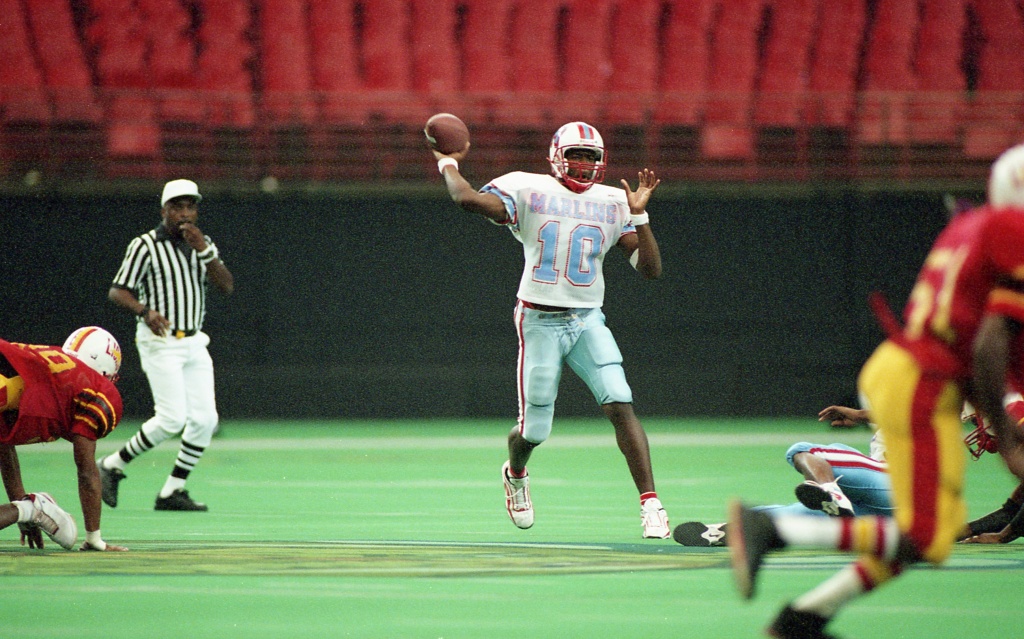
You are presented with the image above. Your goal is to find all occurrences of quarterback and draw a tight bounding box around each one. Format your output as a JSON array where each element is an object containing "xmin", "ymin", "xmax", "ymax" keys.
[
  {"xmin": 0, "ymin": 327, "xmax": 128, "ymax": 551},
  {"xmin": 431, "ymin": 121, "xmax": 670, "ymax": 538}
]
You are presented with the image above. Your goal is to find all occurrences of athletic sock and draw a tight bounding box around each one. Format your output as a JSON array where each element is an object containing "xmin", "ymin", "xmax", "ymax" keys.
[
  {"xmin": 772, "ymin": 515, "xmax": 901, "ymax": 560},
  {"xmin": 113, "ymin": 429, "xmax": 158, "ymax": 468},
  {"xmin": 14, "ymin": 499, "xmax": 34, "ymax": 522},
  {"xmin": 640, "ymin": 491, "xmax": 658, "ymax": 505},
  {"xmin": 159, "ymin": 477, "xmax": 186, "ymax": 499}
]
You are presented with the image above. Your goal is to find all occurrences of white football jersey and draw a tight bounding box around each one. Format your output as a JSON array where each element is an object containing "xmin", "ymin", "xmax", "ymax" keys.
[{"xmin": 481, "ymin": 172, "xmax": 637, "ymax": 308}]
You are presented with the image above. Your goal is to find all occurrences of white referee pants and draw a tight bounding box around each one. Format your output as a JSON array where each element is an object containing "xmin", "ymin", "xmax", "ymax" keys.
[{"xmin": 135, "ymin": 324, "xmax": 219, "ymax": 449}]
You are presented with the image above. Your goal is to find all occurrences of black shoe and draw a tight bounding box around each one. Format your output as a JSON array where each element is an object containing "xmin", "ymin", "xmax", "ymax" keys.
[
  {"xmin": 673, "ymin": 521, "xmax": 728, "ymax": 547},
  {"xmin": 155, "ymin": 489, "xmax": 208, "ymax": 511},
  {"xmin": 795, "ymin": 481, "xmax": 855, "ymax": 517},
  {"xmin": 727, "ymin": 500, "xmax": 786, "ymax": 600},
  {"xmin": 97, "ymin": 461, "xmax": 126, "ymax": 508},
  {"xmin": 768, "ymin": 605, "xmax": 841, "ymax": 639}
]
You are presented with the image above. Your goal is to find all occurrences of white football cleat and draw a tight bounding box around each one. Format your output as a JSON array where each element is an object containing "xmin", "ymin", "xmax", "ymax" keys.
[
  {"xmin": 502, "ymin": 461, "xmax": 534, "ymax": 529},
  {"xmin": 26, "ymin": 492, "xmax": 78, "ymax": 550},
  {"xmin": 795, "ymin": 480, "xmax": 855, "ymax": 517},
  {"xmin": 641, "ymin": 497, "xmax": 671, "ymax": 539}
]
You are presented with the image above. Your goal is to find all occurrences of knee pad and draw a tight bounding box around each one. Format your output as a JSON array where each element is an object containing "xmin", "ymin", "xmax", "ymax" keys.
[
  {"xmin": 521, "ymin": 403, "xmax": 554, "ymax": 444},
  {"xmin": 785, "ymin": 442, "xmax": 815, "ymax": 467},
  {"xmin": 524, "ymin": 364, "xmax": 560, "ymax": 407}
]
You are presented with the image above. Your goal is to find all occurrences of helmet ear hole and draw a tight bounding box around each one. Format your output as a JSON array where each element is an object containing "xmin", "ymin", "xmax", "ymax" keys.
[{"xmin": 62, "ymin": 327, "xmax": 122, "ymax": 381}]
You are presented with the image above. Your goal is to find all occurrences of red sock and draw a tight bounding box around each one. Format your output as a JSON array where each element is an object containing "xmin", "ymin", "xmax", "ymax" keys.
[
  {"xmin": 640, "ymin": 491, "xmax": 658, "ymax": 505},
  {"xmin": 507, "ymin": 466, "xmax": 527, "ymax": 479}
]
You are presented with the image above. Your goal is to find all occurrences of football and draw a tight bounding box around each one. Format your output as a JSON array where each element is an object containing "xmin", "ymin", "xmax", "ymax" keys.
[{"xmin": 424, "ymin": 113, "xmax": 470, "ymax": 154}]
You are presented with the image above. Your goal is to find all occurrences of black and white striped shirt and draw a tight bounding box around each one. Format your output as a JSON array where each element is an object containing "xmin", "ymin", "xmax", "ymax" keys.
[{"xmin": 111, "ymin": 225, "xmax": 219, "ymax": 334}]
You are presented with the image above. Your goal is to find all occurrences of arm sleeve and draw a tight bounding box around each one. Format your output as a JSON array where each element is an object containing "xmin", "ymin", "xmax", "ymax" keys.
[{"xmin": 111, "ymin": 236, "xmax": 148, "ymax": 291}]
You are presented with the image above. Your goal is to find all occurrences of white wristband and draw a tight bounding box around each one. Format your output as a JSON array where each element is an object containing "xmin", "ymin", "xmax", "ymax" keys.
[
  {"xmin": 630, "ymin": 212, "xmax": 650, "ymax": 226},
  {"xmin": 197, "ymin": 244, "xmax": 218, "ymax": 264},
  {"xmin": 437, "ymin": 157, "xmax": 459, "ymax": 174},
  {"xmin": 86, "ymin": 530, "xmax": 106, "ymax": 550}
]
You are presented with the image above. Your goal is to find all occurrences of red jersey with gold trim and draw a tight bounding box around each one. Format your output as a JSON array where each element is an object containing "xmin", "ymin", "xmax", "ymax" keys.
[
  {"xmin": 901, "ymin": 207, "xmax": 1024, "ymax": 379},
  {"xmin": 0, "ymin": 339, "xmax": 122, "ymax": 445}
]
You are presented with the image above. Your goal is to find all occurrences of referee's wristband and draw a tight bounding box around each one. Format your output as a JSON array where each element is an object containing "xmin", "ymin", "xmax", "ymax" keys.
[
  {"xmin": 630, "ymin": 212, "xmax": 650, "ymax": 226},
  {"xmin": 196, "ymin": 244, "xmax": 219, "ymax": 264},
  {"xmin": 437, "ymin": 158, "xmax": 458, "ymax": 174},
  {"xmin": 136, "ymin": 306, "xmax": 150, "ymax": 318}
]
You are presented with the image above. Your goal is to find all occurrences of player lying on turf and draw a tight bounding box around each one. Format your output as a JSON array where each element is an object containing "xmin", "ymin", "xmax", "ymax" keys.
[
  {"xmin": 0, "ymin": 328, "xmax": 128, "ymax": 551},
  {"xmin": 675, "ymin": 402, "xmax": 1024, "ymax": 548},
  {"xmin": 674, "ymin": 406, "xmax": 892, "ymax": 547},
  {"xmin": 727, "ymin": 145, "xmax": 1024, "ymax": 639}
]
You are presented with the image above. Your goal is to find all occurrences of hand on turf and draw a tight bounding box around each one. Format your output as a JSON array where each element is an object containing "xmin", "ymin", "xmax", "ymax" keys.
[
  {"xmin": 80, "ymin": 540, "xmax": 129, "ymax": 552},
  {"xmin": 959, "ymin": 531, "xmax": 1012, "ymax": 544},
  {"xmin": 18, "ymin": 522, "xmax": 44, "ymax": 549}
]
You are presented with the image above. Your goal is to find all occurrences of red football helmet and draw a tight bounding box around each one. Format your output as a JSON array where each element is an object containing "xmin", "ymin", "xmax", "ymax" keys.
[
  {"xmin": 964, "ymin": 413, "xmax": 999, "ymax": 460},
  {"xmin": 548, "ymin": 122, "xmax": 606, "ymax": 193}
]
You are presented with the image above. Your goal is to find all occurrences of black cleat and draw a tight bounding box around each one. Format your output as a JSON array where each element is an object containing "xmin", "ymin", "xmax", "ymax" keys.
[
  {"xmin": 767, "ymin": 605, "xmax": 841, "ymax": 639},
  {"xmin": 673, "ymin": 521, "xmax": 728, "ymax": 547},
  {"xmin": 97, "ymin": 461, "xmax": 126, "ymax": 508},
  {"xmin": 795, "ymin": 481, "xmax": 854, "ymax": 517},
  {"xmin": 727, "ymin": 500, "xmax": 786, "ymax": 599},
  {"xmin": 154, "ymin": 489, "xmax": 208, "ymax": 511}
]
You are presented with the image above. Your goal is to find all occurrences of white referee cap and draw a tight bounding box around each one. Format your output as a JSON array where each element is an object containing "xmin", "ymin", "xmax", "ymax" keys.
[{"xmin": 161, "ymin": 179, "xmax": 202, "ymax": 207}]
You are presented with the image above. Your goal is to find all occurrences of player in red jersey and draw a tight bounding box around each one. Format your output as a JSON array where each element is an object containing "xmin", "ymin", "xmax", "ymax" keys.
[
  {"xmin": 0, "ymin": 328, "xmax": 128, "ymax": 551},
  {"xmin": 727, "ymin": 144, "xmax": 1024, "ymax": 639}
]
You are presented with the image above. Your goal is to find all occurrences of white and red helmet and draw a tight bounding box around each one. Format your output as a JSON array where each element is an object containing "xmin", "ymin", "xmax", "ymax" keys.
[
  {"xmin": 548, "ymin": 122, "xmax": 606, "ymax": 193},
  {"xmin": 62, "ymin": 326, "xmax": 122, "ymax": 381},
  {"xmin": 988, "ymin": 143, "xmax": 1024, "ymax": 208}
]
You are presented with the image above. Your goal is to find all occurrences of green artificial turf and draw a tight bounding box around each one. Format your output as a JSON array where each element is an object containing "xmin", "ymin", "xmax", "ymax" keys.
[{"xmin": 2, "ymin": 418, "xmax": 1021, "ymax": 638}]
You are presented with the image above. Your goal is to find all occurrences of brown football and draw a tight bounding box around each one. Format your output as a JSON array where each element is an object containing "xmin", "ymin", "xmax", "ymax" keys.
[{"xmin": 424, "ymin": 113, "xmax": 470, "ymax": 154}]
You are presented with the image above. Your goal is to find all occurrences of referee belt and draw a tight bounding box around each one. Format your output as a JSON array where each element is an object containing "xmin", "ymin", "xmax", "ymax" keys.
[{"xmin": 171, "ymin": 329, "xmax": 197, "ymax": 339}]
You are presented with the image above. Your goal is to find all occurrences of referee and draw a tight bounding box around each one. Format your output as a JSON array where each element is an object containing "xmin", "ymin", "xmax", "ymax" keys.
[{"xmin": 99, "ymin": 179, "xmax": 234, "ymax": 511}]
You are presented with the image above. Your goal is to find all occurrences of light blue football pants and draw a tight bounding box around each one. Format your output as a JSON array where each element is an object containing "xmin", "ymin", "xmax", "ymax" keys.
[{"xmin": 513, "ymin": 302, "xmax": 633, "ymax": 444}]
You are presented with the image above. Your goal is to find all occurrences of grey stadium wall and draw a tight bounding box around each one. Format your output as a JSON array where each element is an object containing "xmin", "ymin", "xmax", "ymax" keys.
[{"xmin": 1, "ymin": 186, "xmax": 956, "ymax": 419}]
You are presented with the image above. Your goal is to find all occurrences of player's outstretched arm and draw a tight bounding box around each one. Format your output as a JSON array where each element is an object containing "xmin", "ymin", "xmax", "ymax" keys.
[
  {"xmin": 71, "ymin": 435, "xmax": 128, "ymax": 552},
  {"xmin": 432, "ymin": 145, "xmax": 508, "ymax": 224},
  {"xmin": 619, "ymin": 169, "xmax": 662, "ymax": 279},
  {"xmin": 818, "ymin": 405, "xmax": 871, "ymax": 428}
]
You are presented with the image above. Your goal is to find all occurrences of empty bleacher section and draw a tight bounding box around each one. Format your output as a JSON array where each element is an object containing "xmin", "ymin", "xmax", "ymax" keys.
[{"xmin": 2, "ymin": 0, "xmax": 1023, "ymax": 186}]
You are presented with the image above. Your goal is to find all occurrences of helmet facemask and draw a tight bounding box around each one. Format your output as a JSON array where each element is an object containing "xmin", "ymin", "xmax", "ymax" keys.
[
  {"xmin": 549, "ymin": 122, "xmax": 606, "ymax": 193},
  {"xmin": 963, "ymin": 413, "xmax": 999, "ymax": 459}
]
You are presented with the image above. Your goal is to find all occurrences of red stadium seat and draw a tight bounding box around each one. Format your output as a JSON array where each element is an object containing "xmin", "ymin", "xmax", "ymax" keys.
[
  {"xmin": 754, "ymin": 0, "xmax": 817, "ymax": 128},
  {"xmin": 654, "ymin": 0, "xmax": 716, "ymax": 126},
  {"xmin": 502, "ymin": 0, "xmax": 560, "ymax": 125},
  {"xmin": 963, "ymin": 0, "xmax": 1024, "ymax": 157},
  {"xmin": 24, "ymin": 0, "xmax": 102, "ymax": 123},
  {"xmin": 857, "ymin": 0, "xmax": 918, "ymax": 144},
  {"xmin": 805, "ymin": 0, "xmax": 864, "ymax": 128},
  {"xmin": 310, "ymin": 0, "xmax": 367, "ymax": 123},
  {"xmin": 605, "ymin": 0, "xmax": 660, "ymax": 125},
  {"xmin": 260, "ymin": 0, "xmax": 316, "ymax": 124},
  {"xmin": 556, "ymin": 0, "xmax": 615, "ymax": 124},
  {"xmin": 909, "ymin": 0, "xmax": 966, "ymax": 143},
  {"xmin": 196, "ymin": 0, "xmax": 256, "ymax": 128},
  {"xmin": 0, "ymin": 0, "xmax": 50, "ymax": 123},
  {"xmin": 703, "ymin": 0, "xmax": 766, "ymax": 158}
]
